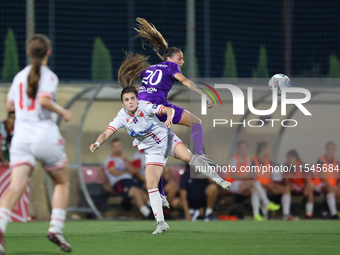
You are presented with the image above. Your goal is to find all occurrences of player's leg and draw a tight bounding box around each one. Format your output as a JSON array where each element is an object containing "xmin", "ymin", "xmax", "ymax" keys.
[
  {"xmin": 204, "ymin": 183, "xmax": 218, "ymax": 221},
  {"xmin": 303, "ymin": 183, "xmax": 314, "ymax": 218},
  {"xmin": 157, "ymin": 102, "xmax": 205, "ymax": 156},
  {"xmin": 0, "ymin": 164, "xmax": 32, "ymax": 255},
  {"xmin": 173, "ymin": 142, "xmax": 231, "ymax": 190},
  {"xmin": 128, "ymin": 185, "xmax": 151, "ymax": 218},
  {"xmin": 177, "ymin": 110, "xmax": 204, "ymax": 156},
  {"xmin": 46, "ymin": 166, "xmax": 72, "ymax": 252},
  {"xmin": 0, "ymin": 164, "xmax": 32, "ymax": 231},
  {"xmin": 321, "ymin": 182, "xmax": 338, "ymax": 218},
  {"xmin": 158, "ymin": 175, "xmax": 165, "ymax": 196},
  {"xmin": 47, "ymin": 166, "xmax": 70, "ymax": 233},
  {"xmin": 34, "ymin": 141, "xmax": 71, "ymax": 252},
  {"xmin": 145, "ymin": 164, "xmax": 169, "ymax": 234},
  {"xmin": 164, "ymin": 179, "xmax": 179, "ymax": 208}
]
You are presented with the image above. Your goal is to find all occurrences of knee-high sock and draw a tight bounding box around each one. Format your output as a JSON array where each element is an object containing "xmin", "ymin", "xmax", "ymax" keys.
[
  {"xmin": 0, "ymin": 208, "xmax": 11, "ymax": 233},
  {"xmin": 189, "ymin": 155, "xmax": 222, "ymax": 183},
  {"xmin": 305, "ymin": 202, "xmax": 313, "ymax": 217},
  {"xmin": 158, "ymin": 175, "xmax": 165, "ymax": 196},
  {"xmin": 251, "ymin": 192, "xmax": 260, "ymax": 216},
  {"xmin": 49, "ymin": 208, "xmax": 66, "ymax": 233},
  {"xmin": 253, "ymin": 181, "xmax": 270, "ymax": 206},
  {"xmin": 191, "ymin": 123, "xmax": 204, "ymax": 155},
  {"xmin": 326, "ymin": 193, "xmax": 337, "ymax": 216},
  {"xmin": 148, "ymin": 189, "xmax": 164, "ymax": 222},
  {"xmin": 281, "ymin": 193, "xmax": 291, "ymax": 216},
  {"xmin": 260, "ymin": 203, "xmax": 268, "ymax": 217}
]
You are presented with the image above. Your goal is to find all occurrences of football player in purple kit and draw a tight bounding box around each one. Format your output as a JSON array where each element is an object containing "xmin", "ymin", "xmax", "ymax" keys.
[{"xmin": 119, "ymin": 18, "xmax": 214, "ymax": 165}]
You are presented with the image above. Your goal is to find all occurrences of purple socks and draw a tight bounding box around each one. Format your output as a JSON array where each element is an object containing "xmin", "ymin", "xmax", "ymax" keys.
[
  {"xmin": 191, "ymin": 123, "xmax": 204, "ymax": 155},
  {"xmin": 158, "ymin": 175, "xmax": 165, "ymax": 196}
]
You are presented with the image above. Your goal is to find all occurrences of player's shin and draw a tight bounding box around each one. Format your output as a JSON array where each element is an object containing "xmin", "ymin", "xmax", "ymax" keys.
[
  {"xmin": 281, "ymin": 193, "xmax": 291, "ymax": 216},
  {"xmin": 251, "ymin": 192, "xmax": 260, "ymax": 216},
  {"xmin": 0, "ymin": 208, "xmax": 11, "ymax": 233},
  {"xmin": 48, "ymin": 208, "xmax": 66, "ymax": 234},
  {"xmin": 158, "ymin": 175, "xmax": 165, "ymax": 196},
  {"xmin": 254, "ymin": 181, "xmax": 270, "ymax": 206},
  {"xmin": 191, "ymin": 123, "xmax": 204, "ymax": 155},
  {"xmin": 189, "ymin": 155, "xmax": 221, "ymax": 183},
  {"xmin": 148, "ymin": 189, "xmax": 164, "ymax": 222}
]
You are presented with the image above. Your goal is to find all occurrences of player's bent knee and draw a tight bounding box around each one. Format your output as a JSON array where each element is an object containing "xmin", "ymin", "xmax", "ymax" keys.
[{"xmin": 206, "ymin": 184, "xmax": 218, "ymax": 195}]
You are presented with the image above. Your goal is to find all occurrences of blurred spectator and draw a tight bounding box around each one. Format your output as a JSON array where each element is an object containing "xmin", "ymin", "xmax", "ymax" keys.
[
  {"xmin": 227, "ymin": 141, "xmax": 280, "ymax": 221},
  {"xmin": 132, "ymin": 149, "xmax": 146, "ymax": 187},
  {"xmin": 163, "ymin": 167, "xmax": 181, "ymax": 209},
  {"xmin": 0, "ymin": 111, "xmax": 15, "ymax": 166},
  {"xmin": 251, "ymin": 142, "xmax": 289, "ymax": 218},
  {"xmin": 313, "ymin": 142, "xmax": 339, "ymax": 219},
  {"xmin": 284, "ymin": 150, "xmax": 314, "ymax": 219},
  {"xmin": 104, "ymin": 139, "xmax": 151, "ymax": 218},
  {"xmin": 179, "ymin": 164, "xmax": 218, "ymax": 221}
]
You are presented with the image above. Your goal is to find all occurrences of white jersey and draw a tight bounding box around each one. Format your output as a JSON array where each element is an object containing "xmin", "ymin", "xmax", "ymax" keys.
[
  {"xmin": 104, "ymin": 155, "xmax": 132, "ymax": 187},
  {"xmin": 108, "ymin": 100, "xmax": 170, "ymax": 150},
  {"xmin": 7, "ymin": 65, "xmax": 61, "ymax": 144}
]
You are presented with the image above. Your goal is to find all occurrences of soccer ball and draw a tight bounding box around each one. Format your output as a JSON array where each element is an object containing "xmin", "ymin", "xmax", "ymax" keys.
[{"xmin": 268, "ymin": 74, "xmax": 291, "ymax": 95}]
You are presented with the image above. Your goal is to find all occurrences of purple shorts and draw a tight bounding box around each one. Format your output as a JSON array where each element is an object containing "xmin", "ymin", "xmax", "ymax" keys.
[{"xmin": 156, "ymin": 100, "xmax": 184, "ymax": 124}]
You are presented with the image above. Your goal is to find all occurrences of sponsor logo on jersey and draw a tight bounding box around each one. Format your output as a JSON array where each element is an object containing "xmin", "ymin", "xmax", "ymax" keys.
[{"xmin": 139, "ymin": 86, "xmax": 158, "ymax": 93}]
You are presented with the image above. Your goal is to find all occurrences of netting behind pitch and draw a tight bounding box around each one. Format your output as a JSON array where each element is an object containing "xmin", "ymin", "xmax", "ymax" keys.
[{"xmin": 1, "ymin": 0, "xmax": 340, "ymax": 81}]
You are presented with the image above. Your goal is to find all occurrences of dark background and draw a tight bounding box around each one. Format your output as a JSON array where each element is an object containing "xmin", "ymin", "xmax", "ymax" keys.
[{"xmin": 0, "ymin": 0, "xmax": 339, "ymax": 80}]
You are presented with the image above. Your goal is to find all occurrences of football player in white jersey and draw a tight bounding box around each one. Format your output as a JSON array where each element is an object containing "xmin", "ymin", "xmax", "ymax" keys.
[
  {"xmin": 89, "ymin": 86, "xmax": 231, "ymax": 234},
  {"xmin": 0, "ymin": 34, "xmax": 72, "ymax": 254}
]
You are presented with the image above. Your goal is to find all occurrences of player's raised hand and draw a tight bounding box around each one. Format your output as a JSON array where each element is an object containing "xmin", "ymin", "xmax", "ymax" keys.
[
  {"xmin": 206, "ymin": 97, "xmax": 213, "ymax": 108},
  {"xmin": 89, "ymin": 142, "xmax": 100, "ymax": 152},
  {"xmin": 62, "ymin": 109, "xmax": 72, "ymax": 122}
]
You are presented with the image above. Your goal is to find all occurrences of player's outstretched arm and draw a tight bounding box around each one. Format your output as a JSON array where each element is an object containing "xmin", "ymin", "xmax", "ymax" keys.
[
  {"xmin": 174, "ymin": 73, "xmax": 213, "ymax": 108},
  {"xmin": 38, "ymin": 96, "xmax": 72, "ymax": 121},
  {"xmin": 161, "ymin": 107, "xmax": 175, "ymax": 127},
  {"xmin": 89, "ymin": 129, "xmax": 114, "ymax": 152}
]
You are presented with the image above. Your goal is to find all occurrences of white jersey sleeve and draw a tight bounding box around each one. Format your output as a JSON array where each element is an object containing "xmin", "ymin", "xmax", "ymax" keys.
[
  {"xmin": 37, "ymin": 70, "xmax": 58, "ymax": 99},
  {"xmin": 140, "ymin": 100, "xmax": 164, "ymax": 116},
  {"xmin": 108, "ymin": 111, "xmax": 125, "ymax": 133}
]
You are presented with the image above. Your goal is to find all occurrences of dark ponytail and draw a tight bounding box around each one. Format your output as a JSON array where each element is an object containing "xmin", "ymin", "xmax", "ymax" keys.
[{"xmin": 26, "ymin": 34, "xmax": 51, "ymax": 98}]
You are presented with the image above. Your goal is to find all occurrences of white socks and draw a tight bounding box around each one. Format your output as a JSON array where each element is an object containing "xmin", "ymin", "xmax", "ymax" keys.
[
  {"xmin": 253, "ymin": 181, "xmax": 270, "ymax": 206},
  {"xmin": 281, "ymin": 193, "xmax": 291, "ymax": 216},
  {"xmin": 140, "ymin": 205, "xmax": 151, "ymax": 217},
  {"xmin": 49, "ymin": 208, "xmax": 66, "ymax": 234},
  {"xmin": 326, "ymin": 193, "xmax": 337, "ymax": 216},
  {"xmin": 251, "ymin": 192, "xmax": 260, "ymax": 216},
  {"xmin": 260, "ymin": 203, "xmax": 268, "ymax": 217},
  {"xmin": 205, "ymin": 208, "xmax": 213, "ymax": 216},
  {"xmin": 0, "ymin": 208, "xmax": 11, "ymax": 233},
  {"xmin": 306, "ymin": 202, "xmax": 313, "ymax": 217},
  {"xmin": 189, "ymin": 155, "xmax": 222, "ymax": 183},
  {"xmin": 148, "ymin": 189, "xmax": 164, "ymax": 222}
]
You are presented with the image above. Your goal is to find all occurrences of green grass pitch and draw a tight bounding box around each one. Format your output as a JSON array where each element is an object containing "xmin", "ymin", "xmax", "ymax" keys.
[{"xmin": 4, "ymin": 220, "xmax": 340, "ymax": 255}]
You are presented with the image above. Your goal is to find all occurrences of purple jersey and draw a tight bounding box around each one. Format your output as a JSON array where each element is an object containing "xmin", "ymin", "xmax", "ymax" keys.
[{"xmin": 138, "ymin": 61, "xmax": 182, "ymax": 103}]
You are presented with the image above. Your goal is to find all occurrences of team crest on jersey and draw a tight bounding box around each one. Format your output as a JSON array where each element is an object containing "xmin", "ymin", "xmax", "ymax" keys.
[
  {"xmin": 137, "ymin": 110, "xmax": 144, "ymax": 117},
  {"xmin": 126, "ymin": 118, "xmax": 129, "ymax": 123}
]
